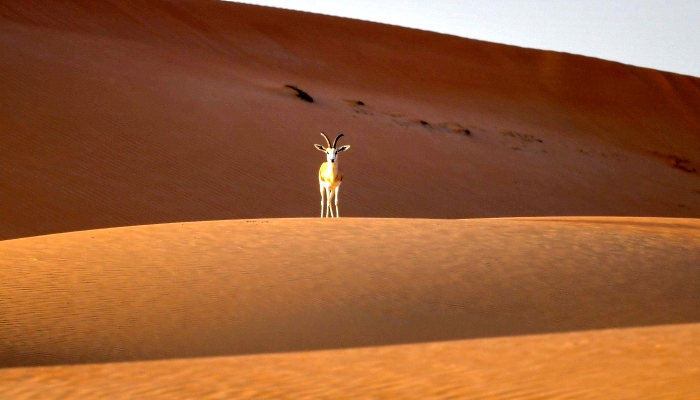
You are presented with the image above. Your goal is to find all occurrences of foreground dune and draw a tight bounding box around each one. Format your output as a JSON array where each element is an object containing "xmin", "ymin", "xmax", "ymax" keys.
[
  {"xmin": 1, "ymin": 217, "xmax": 698, "ymax": 369},
  {"xmin": 2, "ymin": 323, "xmax": 698, "ymax": 399},
  {"xmin": 1, "ymin": 0, "xmax": 700, "ymax": 240}
]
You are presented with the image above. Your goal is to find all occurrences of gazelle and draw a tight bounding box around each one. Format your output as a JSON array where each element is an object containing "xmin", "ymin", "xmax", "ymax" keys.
[{"xmin": 315, "ymin": 132, "xmax": 350, "ymax": 218}]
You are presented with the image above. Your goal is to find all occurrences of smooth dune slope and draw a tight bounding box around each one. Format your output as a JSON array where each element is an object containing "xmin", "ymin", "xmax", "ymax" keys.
[
  {"xmin": 2, "ymin": 323, "xmax": 699, "ymax": 399},
  {"xmin": 1, "ymin": 0, "xmax": 700, "ymax": 239},
  {"xmin": 1, "ymin": 217, "xmax": 699, "ymax": 368}
]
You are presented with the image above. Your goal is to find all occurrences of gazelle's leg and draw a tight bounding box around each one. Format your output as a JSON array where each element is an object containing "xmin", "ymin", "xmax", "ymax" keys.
[
  {"xmin": 320, "ymin": 184, "xmax": 325, "ymax": 218},
  {"xmin": 326, "ymin": 187, "xmax": 334, "ymax": 218},
  {"xmin": 334, "ymin": 187, "xmax": 340, "ymax": 218}
]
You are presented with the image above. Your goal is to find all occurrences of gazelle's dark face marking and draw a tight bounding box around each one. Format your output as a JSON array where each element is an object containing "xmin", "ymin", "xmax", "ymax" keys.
[{"xmin": 315, "ymin": 132, "xmax": 350, "ymax": 164}]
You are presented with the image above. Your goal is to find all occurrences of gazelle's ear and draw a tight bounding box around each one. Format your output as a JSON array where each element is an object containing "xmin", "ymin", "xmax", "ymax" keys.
[
  {"xmin": 337, "ymin": 145, "xmax": 350, "ymax": 152},
  {"xmin": 314, "ymin": 144, "xmax": 326, "ymax": 152}
]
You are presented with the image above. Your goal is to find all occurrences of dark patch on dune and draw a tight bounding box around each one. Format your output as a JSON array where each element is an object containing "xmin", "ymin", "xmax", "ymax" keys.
[
  {"xmin": 500, "ymin": 130, "xmax": 545, "ymax": 153},
  {"xmin": 398, "ymin": 118, "xmax": 474, "ymax": 137},
  {"xmin": 577, "ymin": 148, "xmax": 622, "ymax": 160},
  {"xmin": 284, "ymin": 85, "xmax": 314, "ymax": 102},
  {"xmin": 345, "ymin": 99, "xmax": 372, "ymax": 115},
  {"xmin": 343, "ymin": 99, "xmax": 365, "ymax": 106},
  {"xmin": 502, "ymin": 130, "xmax": 543, "ymax": 143},
  {"xmin": 438, "ymin": 122, "xmax": 471, "ymax": 136},
  {"xmin": 651, "ymin": 152, "xmax": 697, "ymax": 174}
]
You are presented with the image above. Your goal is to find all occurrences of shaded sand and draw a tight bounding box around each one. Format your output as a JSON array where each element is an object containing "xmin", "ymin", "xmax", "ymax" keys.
[
  {"xmin": 2, "ymin": 0, "xmax": 700, "ymax": 240},
  {"xmin": 1, "ymin": 218, "xmax": 699, "ymax": 368},
  {"xmin": 2, "ymin": 323, "xmax": 699, "ymax": 399}
]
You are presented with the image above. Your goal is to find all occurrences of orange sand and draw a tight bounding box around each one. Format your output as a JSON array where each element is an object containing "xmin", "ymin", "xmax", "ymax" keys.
[
  {"xmin": 2, "ymin": 323, "xmax": 699, "ymax": 399},
  {"xmin": 1, "ymin": 1, "xmax": 699, "ymax": 398},
  {"xmin": 1, "ymin": 218, "xmax": 699, "ymax": 397},
  {"xmin": 1, "ymin": 218, "xmax": 699, "ymax": 364},
  {"xmin": 1, "ymin": 0, "xmax": 699, "ymax": 240}
]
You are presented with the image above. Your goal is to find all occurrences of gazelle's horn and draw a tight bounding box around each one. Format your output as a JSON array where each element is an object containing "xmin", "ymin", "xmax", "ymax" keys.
[
  {"xmin": 332, "ymin": 133, "xmax": 344, "ymax": 148},
  {"xmin": 320, "ymin": 132, "xmax": 331, "ymax": 147}
]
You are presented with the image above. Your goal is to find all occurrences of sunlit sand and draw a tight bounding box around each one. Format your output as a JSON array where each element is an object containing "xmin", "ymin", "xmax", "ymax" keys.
[{"xmin": 1, "ymin": 0, "xmax": 699, "ymax": 398}]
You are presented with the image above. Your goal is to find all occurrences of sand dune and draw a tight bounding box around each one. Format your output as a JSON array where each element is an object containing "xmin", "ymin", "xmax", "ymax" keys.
[
  {"xmin": 1, "ymin": 217, "xmax": 699, "ymax": 368},
  {"xmin": 2, "ymin": 323, "xmax": 699, "ymax": 399},
  {"xmin": 2, "ymin": 1, "xmax": 699, "ymax": 397},
  {"xmin": 1, "ymin": 0, "xmax": 700, "ymax": 240}
]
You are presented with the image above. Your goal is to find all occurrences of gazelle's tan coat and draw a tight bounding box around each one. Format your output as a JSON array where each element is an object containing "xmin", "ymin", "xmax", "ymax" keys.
[
  {"xmin": 319, "ymin": 162, "xmax": 342, "ymax": 190},
  {"xmin": 315, "ymin": 133, "xmax": 350, "ymax": 218}
]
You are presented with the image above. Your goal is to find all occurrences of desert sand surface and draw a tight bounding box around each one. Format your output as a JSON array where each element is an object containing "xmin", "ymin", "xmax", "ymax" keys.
[
  {"xmin": 1, "ymin": 217, "xmax": 699, "ymax": 398},
  {"xmin": 2, "ymin": 0, "xmax": 700, "ymax": 398},
  {"xmin": 1, "ymin": 0, "xmax": 700, "ymax": 240},
  {"xmin": 1, "ymin": 323, "xmax": 698, "ymax": 399}
]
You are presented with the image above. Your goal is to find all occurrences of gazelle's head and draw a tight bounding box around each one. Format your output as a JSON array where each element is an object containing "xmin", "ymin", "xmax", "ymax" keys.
[{"xmin": 315, "ymin": 132, "xmax": 350, "ymax": 163}]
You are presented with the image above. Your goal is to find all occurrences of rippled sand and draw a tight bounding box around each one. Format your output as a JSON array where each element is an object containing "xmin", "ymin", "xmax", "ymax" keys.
[{"xmin": 1, "ymin": 218, "xmax": 699, "ymax": 397}]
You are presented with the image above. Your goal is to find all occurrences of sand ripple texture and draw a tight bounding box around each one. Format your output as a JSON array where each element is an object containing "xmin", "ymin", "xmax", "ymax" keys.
[
  {"xmin": 1, "ymin": 218, "xmax": 699, "ymax": 366},
  {"xmin": 1, "ymin": 323, "xmax": 698, "ymax": 399}
]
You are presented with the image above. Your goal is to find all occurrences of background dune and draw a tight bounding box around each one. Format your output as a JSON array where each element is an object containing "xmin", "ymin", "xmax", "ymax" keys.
[{"xmin": 1, "ymin": 0, "xmax": 699, "ymax": 240}]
